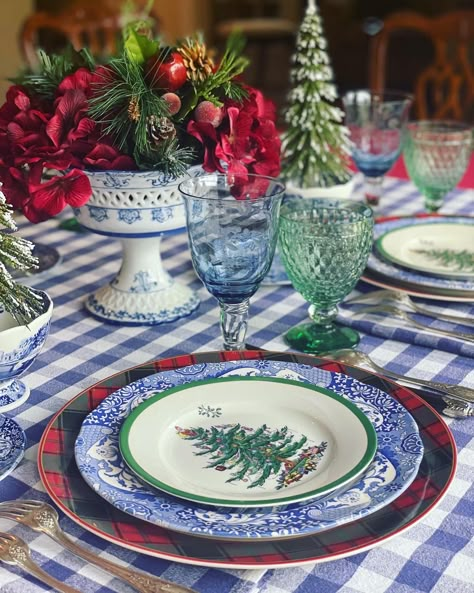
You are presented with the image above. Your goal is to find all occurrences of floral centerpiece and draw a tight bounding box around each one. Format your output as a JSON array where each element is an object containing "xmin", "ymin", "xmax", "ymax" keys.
[{"xmin": 0, "ymin": 24, "xmax": 281, "ymax": 324}]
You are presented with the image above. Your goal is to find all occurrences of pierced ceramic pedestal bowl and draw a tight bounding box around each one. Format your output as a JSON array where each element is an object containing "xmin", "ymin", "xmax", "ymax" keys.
[
  {"xmin": 74, "ymin": 168, "xmax": 202, "ymax": 326},
  {"xmin": 0, "ymin": 290, "xmax": 53, "ymax": 413}
]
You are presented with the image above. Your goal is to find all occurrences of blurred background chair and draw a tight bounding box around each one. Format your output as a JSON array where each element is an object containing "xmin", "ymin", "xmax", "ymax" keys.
[
  {"xmin": 213, "ymin": 0, "xmax": 302, "ymax": 117},
  {"xmin": 20, "ymin": 0, "xmax": 160, "ymax": 69},
  {"xmin": 368, "ymin": 10, "xmax": 474, "ymax": 121}
]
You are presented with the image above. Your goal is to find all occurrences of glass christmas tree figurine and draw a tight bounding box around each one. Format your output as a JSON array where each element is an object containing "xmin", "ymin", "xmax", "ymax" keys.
[{"xmin": 281, "ymin": 0, "xmax": 351, "ymax": 189}]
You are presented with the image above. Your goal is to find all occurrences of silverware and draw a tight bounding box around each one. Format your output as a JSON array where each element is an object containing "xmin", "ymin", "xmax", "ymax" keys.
[
  {"xmin": 0, "ymin": 531, "xmax": 82, "ymax": 593},
  {"xmin": 345, "ymin": 289, "xmax": 474, "ymax": 327},
  {"xmin": 322, "ymin": 349, "xmax": 474, "ymax": 418},
  {"xmin": 344, "ymin": 303, "xmax": 474, "ymax": 343},
  {"xmin": 0, "ymin": 500, "xmax": 198, "ymax": 593}
]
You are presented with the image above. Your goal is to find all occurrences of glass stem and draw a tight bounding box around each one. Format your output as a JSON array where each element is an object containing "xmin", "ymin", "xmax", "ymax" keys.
[
  {"xmin": 363, "ymin": 176, "xmax": 384, "ymax": 206},
  {"xmin": 308, "ymin": 304, "xmax": 338, "ymax": 329},
  {"xmin": 220, "ymin": 300, "xmax": 249, "ymax": 350}
]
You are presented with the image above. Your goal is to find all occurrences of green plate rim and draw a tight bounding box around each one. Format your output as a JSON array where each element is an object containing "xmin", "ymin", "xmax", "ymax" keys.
[{"xmin": 375, "ymin": 221, "xmax": 474, "ymax": 280}]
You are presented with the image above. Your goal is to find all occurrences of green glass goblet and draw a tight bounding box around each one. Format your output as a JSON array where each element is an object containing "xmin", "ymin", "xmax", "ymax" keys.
[
  {"xmin": 278, "ymin": 198, "xmax": 374, "ymax": 354},
  {"xmin": 403, "ymin": 121, "xmax": 473, "ymax": 213}
]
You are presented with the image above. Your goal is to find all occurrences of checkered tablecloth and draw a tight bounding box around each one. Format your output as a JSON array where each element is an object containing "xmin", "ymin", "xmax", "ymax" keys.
[{"xmin": 0, "ymin": 175, "xmax": 473, "ymax": 593}]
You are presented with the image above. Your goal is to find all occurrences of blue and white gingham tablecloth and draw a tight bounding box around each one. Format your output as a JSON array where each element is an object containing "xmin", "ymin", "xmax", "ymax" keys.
[{"xmin": 0, "ymin": 175, "xmax": 473, "ymax": 593}]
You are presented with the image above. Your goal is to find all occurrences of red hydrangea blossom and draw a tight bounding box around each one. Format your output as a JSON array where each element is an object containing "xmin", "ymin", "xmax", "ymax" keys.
[
  {"xmin": 0, "ymin": 67, "xmax": 134, "ymax": 223},
  {"xmin": 187, "ymin": 86, "xmax": 281, "ymax": 196}
]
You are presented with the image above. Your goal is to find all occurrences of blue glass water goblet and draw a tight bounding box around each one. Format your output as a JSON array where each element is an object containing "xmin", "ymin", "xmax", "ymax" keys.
[
  {"xmin": 342, "ymin": 90, "xmax": 413, "ymax": 206},
  {"xmin": 179, "ymin": 173, "xmax": 285, "ymax": 350}
]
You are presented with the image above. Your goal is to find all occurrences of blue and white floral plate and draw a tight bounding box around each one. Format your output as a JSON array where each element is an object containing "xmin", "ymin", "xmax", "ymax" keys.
[
  {"xmin": 0, "ymin": 415, "xmax": 26, "ymax": 481},
  {"xmin": 75, "ymin": 360, "xmax": 423, "ymax": 540},
  {"xmin": 368, "ymin": 216, "xmax": 474, "ymax": 296}
]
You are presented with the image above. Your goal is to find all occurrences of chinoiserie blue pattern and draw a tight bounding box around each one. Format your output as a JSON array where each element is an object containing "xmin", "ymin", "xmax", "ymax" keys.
[
  {"xmin": 0, "ymin": 416, "xmax": 26, "ymax": 480},
  {"xmin": 0, "ymin": 174, "xmax": 472, "ymax": 593},
  {"xmin": 0, "ymin": 292, "xmax": 53, "ymax": 385},
  {"xmin": 75, "ymin": 360, "xmax": 423, "ymax": 540}
]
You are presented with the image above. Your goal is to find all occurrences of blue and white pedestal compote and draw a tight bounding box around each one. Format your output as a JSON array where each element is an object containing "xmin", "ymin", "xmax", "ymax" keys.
[
  {"xmin": 0, "ymin": 290, "xmax": 53, "ymax": 413},
  {"xmin": 74, "ymin": 168, "xmax": 203, "ymax": 325}
]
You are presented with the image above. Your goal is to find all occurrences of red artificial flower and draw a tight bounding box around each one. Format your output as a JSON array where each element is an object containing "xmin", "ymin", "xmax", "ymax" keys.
[
  {"xmin": 186, "ymin": 85, "xmax": 281, "ymax": 197},
  {"xmin": 57, "ymin": 67, "xmax": 96, "ymax": 97},
  {"xmin": 24, "ymin": 169, "xmax": 92, "ymax": 223},
  {"xmin": 83, "ymin": 143, "xmax": 137, "ymax": 171},
  {"xmin": 47, "ymin": 89, "xmax": 96, "ymax": 148}
]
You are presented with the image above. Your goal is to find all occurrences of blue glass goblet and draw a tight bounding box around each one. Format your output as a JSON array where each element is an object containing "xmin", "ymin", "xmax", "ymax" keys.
[
  {"xmin": 342, "ymin": 90, "xmax": 413, "ymax": 206},
  {"xmin": 179, "ymin": 173, "xmax": 285, "ymax": 350}
]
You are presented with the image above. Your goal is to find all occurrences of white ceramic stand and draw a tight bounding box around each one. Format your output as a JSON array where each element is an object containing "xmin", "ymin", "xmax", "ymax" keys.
[
  {"xmin": 85, "ymin": 236, "xmax": 199, "ymax": 325},
  {"xmin": 75, "ymin": 168, "xmax": 203, "ymax": 326}
]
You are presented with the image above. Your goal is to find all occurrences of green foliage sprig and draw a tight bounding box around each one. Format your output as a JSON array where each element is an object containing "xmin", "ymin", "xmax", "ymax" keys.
[
  {"xmin": 12, "ymin": 48, "xmax": 95, "ymax": 101},
  {"xmin": 193, "ymin": 31, "xmax": 249, "ymax": 106}
]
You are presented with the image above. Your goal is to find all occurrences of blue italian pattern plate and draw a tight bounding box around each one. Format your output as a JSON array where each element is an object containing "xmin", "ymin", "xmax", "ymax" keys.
[
  {"xmin": 0, "ymin": 415, "xmax": 26, "ymax": 481},
  {"xmin": 368, "ymin": 216, "xmax": 474, "ymax": 294},
  {"xmin": 75, "ymin": 360, "xmax": 423, "ymax": 541}
]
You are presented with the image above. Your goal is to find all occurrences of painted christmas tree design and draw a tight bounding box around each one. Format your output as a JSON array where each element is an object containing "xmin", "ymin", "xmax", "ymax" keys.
[
  {"xmin": 413, "ymin": 247, "xmax": 474, "ymax": 272},
  {"xmin": 175, "ymin": 423, "xmax": 328, "ymax": 490}
]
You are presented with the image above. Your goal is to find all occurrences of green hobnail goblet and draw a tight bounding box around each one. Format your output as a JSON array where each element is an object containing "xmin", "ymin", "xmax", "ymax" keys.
[
  {"xmin": 403, "ymin": 121, "xmax": 473, "ymax": 213},
  {"xmin": 278, "ymin": 198, "xmax": 374, "ymax": 354}
]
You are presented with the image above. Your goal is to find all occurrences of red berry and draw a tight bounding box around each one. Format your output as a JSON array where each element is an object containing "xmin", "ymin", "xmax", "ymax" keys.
[
  {"xmin": 162, "ymin": 92, "xmax": 182, "ymax": 115},
  {"xmin": 146, "ymin": 52, "xmax": 187, "ymax": 92},
  {"xmin": 194, "ymin": 101, "xmax": 224, "ymax": 127}
]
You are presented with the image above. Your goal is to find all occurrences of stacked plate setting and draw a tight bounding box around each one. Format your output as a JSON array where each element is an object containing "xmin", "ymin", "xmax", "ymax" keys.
[
  {"xmin": 73, "ymin": 359, "xmax": 424, "ymax": 542},
  {"xmin": 362, "ymin": 215, "xmax": 474, "ymax": 301}
]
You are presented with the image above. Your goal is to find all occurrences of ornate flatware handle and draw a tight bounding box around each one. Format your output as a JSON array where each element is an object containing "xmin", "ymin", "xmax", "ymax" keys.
[
  {"xmin": 52, "ymin": 529, "xmax": 197, "ymax": 593},
  {"xmin": 3, "ymin": 539, "xmax": 82, "ymax": 593},
  {"xmin": 383, "ymin": 370, "xmax": 474, "ymax": 404}
]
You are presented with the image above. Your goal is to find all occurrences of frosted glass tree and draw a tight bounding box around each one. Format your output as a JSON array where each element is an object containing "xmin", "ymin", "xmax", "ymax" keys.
[
  {"xmin": 281, "ymin": 0, "xmax": 351, "ymax": 188},
  {"xmin": 0, "ymin": 187, "xmax": 42, "ymax": 324}
]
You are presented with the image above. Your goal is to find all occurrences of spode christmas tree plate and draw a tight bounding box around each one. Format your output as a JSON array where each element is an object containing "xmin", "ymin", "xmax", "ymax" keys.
[
  {"xmin": 375, "ymin": 221, "xmax": 474, "ymax": 279},
  {"xmin": 119, "ymin": 376, "xmax": 377, "ymax": 508},
  {"xmin": 74, "ymin": 359, "xmax": 423, "ymax": 540},
  {"xmin": 367, "ymin": 216, "xmax": 474, "ymax": 295}
]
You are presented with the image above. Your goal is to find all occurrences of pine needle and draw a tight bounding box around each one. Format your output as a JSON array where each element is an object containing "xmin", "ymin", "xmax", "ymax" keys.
[{"xmin": 12, "ymin": 48, "xmax": 95, "ymax": 100}]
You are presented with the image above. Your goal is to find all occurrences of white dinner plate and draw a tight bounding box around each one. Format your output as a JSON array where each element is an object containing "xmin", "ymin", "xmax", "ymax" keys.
[
  {"xmin": 119, "ymin": 376, "xmax": 377, "ymax": 508},
  {"xmin": 376, "ymin": 222, "xmax": 474, "ymax": 279}
]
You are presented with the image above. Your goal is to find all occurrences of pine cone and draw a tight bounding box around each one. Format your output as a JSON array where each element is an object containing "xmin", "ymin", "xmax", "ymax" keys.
[
  {"xmin": 177, "ymin": 38, "xmax": 215, "ymax": 83},
  {"xmin": 147, "ymin": 115, "xmax": 176, "ymax": 144}
]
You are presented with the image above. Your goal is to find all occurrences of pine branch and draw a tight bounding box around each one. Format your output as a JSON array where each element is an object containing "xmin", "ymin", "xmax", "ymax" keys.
[
  {"xmin": 0, "ymin": 195, "xmax": 44, "ymax": 324},
  {"xmin": 12, "ymin": 48, "xmax": 95, "ymax": 100},
  {"xmin": 194, "ymin": 31, "xmax": 249, "ymax": 105}
]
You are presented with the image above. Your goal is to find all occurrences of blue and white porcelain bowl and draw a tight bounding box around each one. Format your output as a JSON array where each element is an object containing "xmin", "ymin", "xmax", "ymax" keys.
[{"xmin": 0, "ymin": 290, "xmax": 53, "ymax": 412}]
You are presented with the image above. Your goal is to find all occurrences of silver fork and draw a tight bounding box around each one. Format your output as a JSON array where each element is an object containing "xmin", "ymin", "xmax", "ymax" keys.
[
  {"xmin": 0, "ymin": 531, "xmax": 82, "ymax": 593},
  {"xmin": 345, "ymin": 303, "xmax": 474, "ymax": 343},
  {"xmin": 345, "ymin": 289, "xmax": 474, "ymax": 327},
  {"xmin": 0, "ymin": 500, "xmax": 197, "ymax": 593}
]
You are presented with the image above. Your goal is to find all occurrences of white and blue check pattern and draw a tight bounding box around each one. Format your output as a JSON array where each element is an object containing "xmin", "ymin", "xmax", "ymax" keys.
[{"xmin": 0, "ymin": 174, "xmax": 473, "ymax": 593}]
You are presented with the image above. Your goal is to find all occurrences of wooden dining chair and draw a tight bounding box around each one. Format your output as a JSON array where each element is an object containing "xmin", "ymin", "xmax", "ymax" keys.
[
  {"xmin": 368, "ymin": 10, "xmax": 474, "ymax": 121},
  {"xmin": 20, "ymin": 1, "xmax": 160, "ymax": 69}
]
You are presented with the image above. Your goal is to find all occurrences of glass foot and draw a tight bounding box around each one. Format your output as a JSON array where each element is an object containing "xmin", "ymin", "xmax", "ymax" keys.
[{"xmin": 284, "ymin": 322, "xmax": 360, "ymax": 355}]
